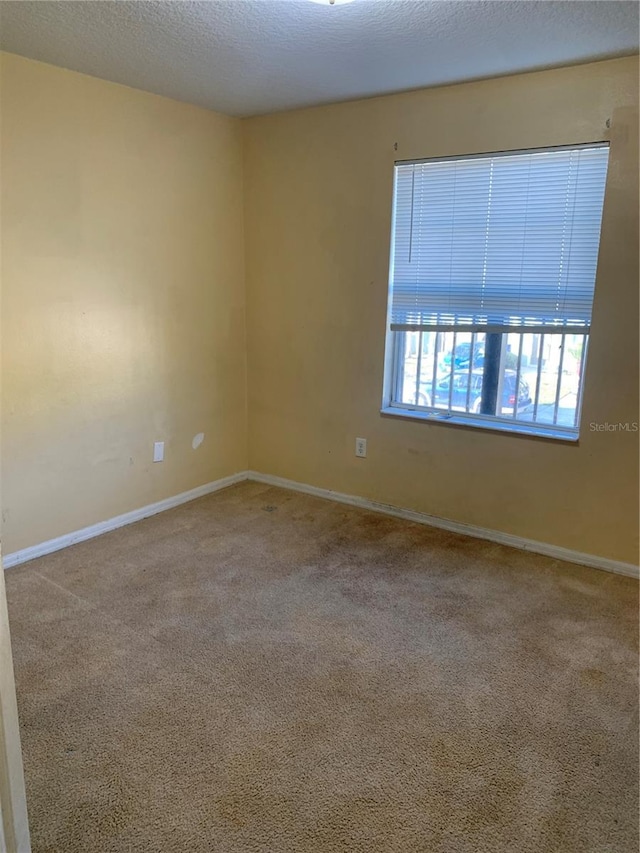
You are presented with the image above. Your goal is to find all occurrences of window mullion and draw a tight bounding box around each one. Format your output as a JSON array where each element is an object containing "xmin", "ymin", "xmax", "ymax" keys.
[{"xmin": 552, "ymin": 334, "xmax": 567, "ymax": 425}]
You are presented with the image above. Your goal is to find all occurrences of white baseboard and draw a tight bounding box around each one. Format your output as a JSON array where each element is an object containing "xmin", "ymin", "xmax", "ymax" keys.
[
  {"xmin": 247, "ymin": 471, "xmax": 640, "ymax": 580},
  {"xmin": 4, "ymin": 468, "xmax": 637, "ymax": 579},
  {"xmin": 2, "ymin": 472, "xmax": 249, "ymax": 570}
]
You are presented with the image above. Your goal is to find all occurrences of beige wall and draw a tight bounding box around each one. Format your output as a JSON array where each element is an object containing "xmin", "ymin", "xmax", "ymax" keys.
[
  {"xmin": 1, "ymin": 53, "xmax": 247, "ymax": 554},
  {"xmin": 1, "ymin": 54, "xmax": 638, "ymax": 565},
  {"xmin": 244, "ymin": 57, "xmax": 639, "ymax": 565}
]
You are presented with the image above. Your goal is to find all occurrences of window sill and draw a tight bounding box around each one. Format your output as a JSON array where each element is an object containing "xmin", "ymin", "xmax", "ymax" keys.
[{"xmin": 380, "ymin": 405, "xmax": 579, "ymax": 443}]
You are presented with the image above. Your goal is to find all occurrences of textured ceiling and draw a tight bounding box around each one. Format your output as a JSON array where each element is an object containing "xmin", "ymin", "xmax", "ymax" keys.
[{"xmin": 0, "ymin": 1, "xmax": 637, "ymax": 117}]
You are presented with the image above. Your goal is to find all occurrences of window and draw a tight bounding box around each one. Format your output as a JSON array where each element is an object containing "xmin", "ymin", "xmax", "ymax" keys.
[{"xmin": 382, "ymin": 143, "xmax": 610, "ymax": 440}]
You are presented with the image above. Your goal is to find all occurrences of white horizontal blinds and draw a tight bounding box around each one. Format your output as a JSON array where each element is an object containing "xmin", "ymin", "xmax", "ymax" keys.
[{"xmin": 389, "ymin": 143, "xmax": 610, "ymax": 331}]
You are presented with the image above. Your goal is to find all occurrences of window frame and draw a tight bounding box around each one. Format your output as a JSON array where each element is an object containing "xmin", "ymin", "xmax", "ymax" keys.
[
  {"xmin": 381, "ymin": 143, "xmax": 608, "ymax": 443},
  {"xmin": 382, "ymin": 331, "xmax": 588, "ymax": 443}
]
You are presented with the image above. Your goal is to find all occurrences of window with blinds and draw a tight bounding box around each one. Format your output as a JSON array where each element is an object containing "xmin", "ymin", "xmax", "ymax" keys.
[{"xmin": 383, "ymin": 143, "xmax": 610, "ymax": 439}]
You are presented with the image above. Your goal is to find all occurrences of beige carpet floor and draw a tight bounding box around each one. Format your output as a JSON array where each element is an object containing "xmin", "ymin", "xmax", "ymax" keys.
[{"xmin": 5, "ymin": 481, "xmax": 639, "ymax": 853}]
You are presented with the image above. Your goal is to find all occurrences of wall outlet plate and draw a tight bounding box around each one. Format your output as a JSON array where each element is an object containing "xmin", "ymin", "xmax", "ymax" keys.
[
  {"xmin": 153, "ymin": 441, "xmax": 165, "ymax": 462},
  {"xmin": 355, "ymin": 437, "xmax": 367, "ymax": 458}
]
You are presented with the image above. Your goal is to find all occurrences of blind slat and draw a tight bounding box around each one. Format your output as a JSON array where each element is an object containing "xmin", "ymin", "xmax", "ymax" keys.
[{"xmin": 388, "ymin": 143, "xmax": 610, "ymax": 329}]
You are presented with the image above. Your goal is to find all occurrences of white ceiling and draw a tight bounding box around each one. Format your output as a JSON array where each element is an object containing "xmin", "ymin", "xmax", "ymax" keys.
[{"xmin": 0, "ymin": 0, "xmax": 637, "ymax": 117}]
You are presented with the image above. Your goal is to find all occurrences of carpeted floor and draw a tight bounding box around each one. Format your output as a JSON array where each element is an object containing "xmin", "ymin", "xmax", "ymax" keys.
[{"xmin": 5, "ymin": 481, "xmax": 639, "ymax": 853}]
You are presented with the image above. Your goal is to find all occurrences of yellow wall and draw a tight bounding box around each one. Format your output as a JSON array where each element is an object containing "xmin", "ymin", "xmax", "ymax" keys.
[
  {"xmin": 1, "ymin": 53, "xmax": 638, "ymax": 565},
  {"xmin": 1, "ymin": 53, "xmax": 247, "ymax": 553},
  {"xmin": 243, "ymin": 57, "xmax": 639, "ymax": 565}
]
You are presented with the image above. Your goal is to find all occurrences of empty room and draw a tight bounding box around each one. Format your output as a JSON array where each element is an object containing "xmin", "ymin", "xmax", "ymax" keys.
[{"xmin": 0, "ymin": 1, "xmax": 638, "ymax": 851}]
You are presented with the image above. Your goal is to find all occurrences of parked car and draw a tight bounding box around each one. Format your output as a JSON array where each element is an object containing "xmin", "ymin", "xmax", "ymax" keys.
[
  {"xmin": 418, "ymin": 369, "xmax": 532, "ymax": 415},
  {"xmin": 443, "ymin": 341, "xmax": 485, "ymax": 370}
]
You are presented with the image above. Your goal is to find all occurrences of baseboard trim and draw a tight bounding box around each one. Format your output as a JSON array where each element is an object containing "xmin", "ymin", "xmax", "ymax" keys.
[
  {"xmin": 2, "ymin": 472, "xmax": 249, "ymax": 570},
  {"xmin": 247, "ymin": 470, "xmax": 639, "ymax": 579},
  {"xmin": 4, "ymin": 468, "xmax": 637, "ymax": 579}
]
